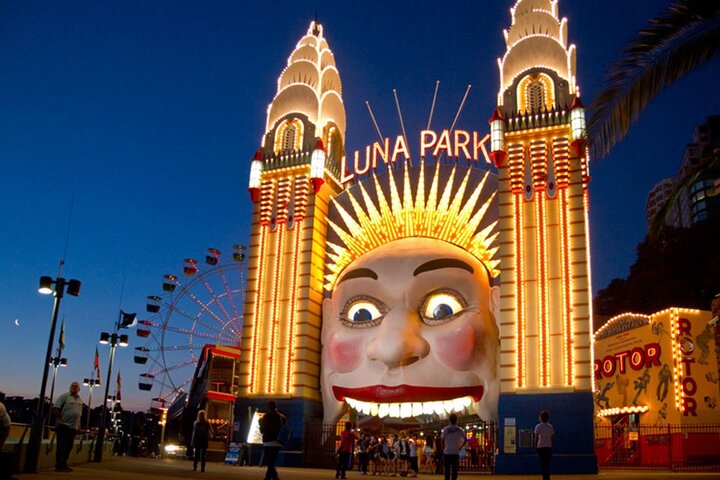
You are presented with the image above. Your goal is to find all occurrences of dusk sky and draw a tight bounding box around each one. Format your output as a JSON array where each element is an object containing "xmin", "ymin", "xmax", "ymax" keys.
[{"xmin": 2, "ymin": 0, "xmax": 719, "ymax": 411}]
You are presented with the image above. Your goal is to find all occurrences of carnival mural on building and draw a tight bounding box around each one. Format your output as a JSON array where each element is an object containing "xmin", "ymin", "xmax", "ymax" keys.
[{"xmin": 593, "ymin": 309, "xmax": 719, "ymax": 426}]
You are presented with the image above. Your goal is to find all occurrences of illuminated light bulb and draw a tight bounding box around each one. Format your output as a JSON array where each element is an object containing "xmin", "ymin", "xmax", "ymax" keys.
[
  {"xmin": 569, "ymin": 96, "xmax": 587, "ymax": 152},
  {"xmin": 248, "ymin": 149, "xmax": 263, "ymax": 203},
  {"xmin": 488, "ymin": 107, "xmax": 506, "ymax": 167},
  {"xmin": 310, "ymin": 138, "xmax": 326, "ymax": 193}
]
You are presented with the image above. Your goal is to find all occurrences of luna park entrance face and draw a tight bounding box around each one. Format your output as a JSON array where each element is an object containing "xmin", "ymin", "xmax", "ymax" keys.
[{"xmin": 303, "ymin": 417, "xmax": 497, "ymax": 473}]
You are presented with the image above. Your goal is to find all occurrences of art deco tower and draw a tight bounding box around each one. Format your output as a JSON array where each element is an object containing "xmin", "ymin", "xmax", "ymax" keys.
[
  {"xmin": 237, "ymin": 21, "xmax": 346, "ymax": 442},
  {"xmin": 491, "ymin": 0, "xmax": 596, "ymax": 473}
]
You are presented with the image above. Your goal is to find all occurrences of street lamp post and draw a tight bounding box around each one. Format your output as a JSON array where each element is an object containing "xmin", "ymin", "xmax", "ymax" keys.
[
  {"xmin": 93, "ymin": 310, "xmax": 134, "ymax": 463},
  {"xmin": 46, "ymin": 355, "xmax": 68, "ymax": 429},
  {"xmin": 24, "ymin": 274, "xmax": 81, "ymax": 474},
  {"xmin": 83, "ymin": 377, "xmax": 100, "ymax": 431}
]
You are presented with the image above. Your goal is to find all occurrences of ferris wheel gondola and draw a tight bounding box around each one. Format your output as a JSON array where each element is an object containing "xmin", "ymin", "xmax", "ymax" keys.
[{"xmin": 135, "ymin": 245, "xmax": 247, "ymax": 404}]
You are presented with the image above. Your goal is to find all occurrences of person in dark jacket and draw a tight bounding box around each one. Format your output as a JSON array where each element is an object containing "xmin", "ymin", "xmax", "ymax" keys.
[
  {"xmin": 192, "ymin": 410, "xmax": 213, "ymax": 472},
  {"xmin": 259, "ymin": 401, "xmax": 286, "ymax": 480}
]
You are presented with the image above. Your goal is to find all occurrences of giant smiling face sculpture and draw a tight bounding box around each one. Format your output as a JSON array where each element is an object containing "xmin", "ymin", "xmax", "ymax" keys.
[{"xmin": 321, "ymin": 237, "xmax": 500, "ymax": 424}]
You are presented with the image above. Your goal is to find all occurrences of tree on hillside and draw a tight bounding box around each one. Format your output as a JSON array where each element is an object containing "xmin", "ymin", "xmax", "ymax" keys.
[{"xmin": 594, "ymin": 218, "xmax": 720, "ymax": 317}]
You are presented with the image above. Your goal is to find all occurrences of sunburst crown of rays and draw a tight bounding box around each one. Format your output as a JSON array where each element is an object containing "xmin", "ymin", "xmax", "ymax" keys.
[{"xmin": 325, "ymin": 160, "xmax": 500, "ymax": 291}]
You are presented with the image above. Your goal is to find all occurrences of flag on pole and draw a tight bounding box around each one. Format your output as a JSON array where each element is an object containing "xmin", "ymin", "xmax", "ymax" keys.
[
  {"xmin": 94, "ymin": 346, "xmax": 101, "ymax": 380},
  {"xmin": 58, "ymin": 316, "xmax": 66, "ymax": 353},
  {"xmin": 116, "ymin": 371, "xmax": 122, "ymax": 402},
  {"xmin": 120, "ymin": 310, "xmax": 137, "ymax": 328}
]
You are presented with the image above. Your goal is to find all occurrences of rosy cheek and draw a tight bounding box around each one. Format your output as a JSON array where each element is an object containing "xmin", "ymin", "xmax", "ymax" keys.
[
  {"xmin": 435, "ymin": 323, "xmax": 476, "ymax": 370},
  {"xmin": 327, "ymin": 335, "xmax": 363, "ymax": 373}
]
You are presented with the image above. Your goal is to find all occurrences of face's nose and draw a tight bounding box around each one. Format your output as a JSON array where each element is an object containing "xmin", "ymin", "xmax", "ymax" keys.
[{"xmin": 367, "ymin": 306, "xmax": 430, "ymax": 369}]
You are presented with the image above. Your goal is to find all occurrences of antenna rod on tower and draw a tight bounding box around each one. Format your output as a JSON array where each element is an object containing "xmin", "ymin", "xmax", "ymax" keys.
[
  {"xmin": 437, "ymin": 84, "xmax": 472, "ymax": 163},
  {"xmin": 393, "ymin": 89, "xmax": 411, "ymax": 166},
  {"xmin": 426, "ymin": 80, "xmax": 440, "ymax": 131},
  {"xmin": 365, "ymin": 101, "xmax": 384, "ymax": 145},
  {"xmin": 449, "ymin": 84, "xmax": 472, "ymax": 134}
]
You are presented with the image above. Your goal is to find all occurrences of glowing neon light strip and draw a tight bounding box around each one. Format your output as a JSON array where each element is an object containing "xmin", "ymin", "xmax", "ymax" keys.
[
  {"xmin": 285, "ymin": 223, "xmax": 302, "ymax": 393},
  {"xmin": 267, "ymin": 225, "xmax": 285, "ymax": 393},
  {"xmin": 582, "ymin": 188, "xmax": 593, "ymax": 389},
  {"xmin": 514, "ymin": 193, "xmax": 525, "ymax": 388},
  {"xmin": 536, "ymin": 194, "xmax": 549, "ymax": 386},
  {"xmin": 559, "ymin": 188, "xmax": 573, "ymax": 385},
  {"xmin": 249, "ymin": 227, "xmax": 268, "ymax": 394}
]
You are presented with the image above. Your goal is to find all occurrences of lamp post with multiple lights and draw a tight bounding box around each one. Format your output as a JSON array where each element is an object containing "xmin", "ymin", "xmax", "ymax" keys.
[
  {"xmin": 24, "ymin": 273, "xmax": 81, "ymax": 473},
  {"xmin": 46, "ymin": 354, "xmax": 68, "ymax": 429},
  {"xmin": 93, "ymin": 310, "xmax": 135, "ymax": 462},
  {"xmin": 82, "ymin": 377, "xmax": 100, "ymax": 431}
]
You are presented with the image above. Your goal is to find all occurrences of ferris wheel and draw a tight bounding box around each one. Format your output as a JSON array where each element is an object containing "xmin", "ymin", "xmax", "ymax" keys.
[{"xmin": 134, "ymin": 245, "xmax": 247, "ymax": 407}]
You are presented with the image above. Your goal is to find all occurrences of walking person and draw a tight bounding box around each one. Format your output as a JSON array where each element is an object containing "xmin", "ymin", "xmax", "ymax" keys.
[
  {"xmin": 440, "ymin": 414, "xmax": 465, "ymax": 480},
  {"xmin": 534, "ymin": 410, "xmax": 554, "ymax": 480},
  {"xmin": 422, "ymin": 435, "xmax": 435, "ymax": 474},
  {"xmin": 357, "ymin": 432, "xmax": 370, "ymax": 475},
  {"xmin": 259, "ymin": 401, "xmax": 286, "ymax": 480},
  {"xmin": 335, "ymin": 421, "xmax": 356, "ymax": 479},
  {"xmin": 408, "ymin": 433, "xmax": 419, "ymax": 477},
  {"xmin": 191, "ymin": 410, "xmax": 213, "ymax": 472},
  {"xmin": 53, "ymin": 381, "xmax": 83, "ymax": 472}
]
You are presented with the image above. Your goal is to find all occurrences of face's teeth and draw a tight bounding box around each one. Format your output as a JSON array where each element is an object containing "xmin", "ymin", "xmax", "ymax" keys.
[{"xmin": 344, "ymin": 395, "xmax": 475, "ymax": 419}]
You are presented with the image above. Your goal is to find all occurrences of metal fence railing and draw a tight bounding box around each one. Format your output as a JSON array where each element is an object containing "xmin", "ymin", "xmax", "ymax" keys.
[
  {"xmin": 302, "ymin": 418, "xmax": 496, "ymax": 473},
  {"xmin": 595, "ymin": 423, "xmax": 720, "ymax": 471}
]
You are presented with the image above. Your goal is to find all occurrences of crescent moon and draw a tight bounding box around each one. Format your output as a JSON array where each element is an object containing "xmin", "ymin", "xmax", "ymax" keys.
[{"xmin": 14, "ymin": 318, "xmax": 20, "ymax": 326}]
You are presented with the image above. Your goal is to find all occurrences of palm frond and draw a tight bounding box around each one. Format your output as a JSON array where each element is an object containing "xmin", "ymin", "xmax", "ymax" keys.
[{"xmin": 587, "ymin": 0, "xmax": 720, "ymax": 160}]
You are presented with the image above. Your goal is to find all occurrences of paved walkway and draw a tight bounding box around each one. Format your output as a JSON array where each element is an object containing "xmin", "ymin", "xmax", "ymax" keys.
[{"xmin": 11, "ymin": 457, "xmax": 720, "ymax": 480}]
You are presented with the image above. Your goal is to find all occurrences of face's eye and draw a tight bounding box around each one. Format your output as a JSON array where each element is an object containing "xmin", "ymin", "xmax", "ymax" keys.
[
  {"xmin": 340, "ymin": 296, "xmax": 386, "ymax": 328},
  {"xmin": 419, "ymin": 289, "xmax": 466, "ymax": 324}
]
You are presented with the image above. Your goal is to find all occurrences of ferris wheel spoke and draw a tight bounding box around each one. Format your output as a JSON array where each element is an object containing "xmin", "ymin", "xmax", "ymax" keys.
[
  {"xmin": 166, "ymin": 305, "xmax": 224, "ymax": 336},
  {"xmin": 147, "ymin": 358, "xmax": 196, "ymax": 376},
  {"xmin": 140, "ymin": 344, "xmax": 193, "ymax": 353},
  {"xmin": 216, "ymin": 265, "xmax": 242, "ymax": 323},
  {"xmin": 200, "ymin": 279, "xmax": 234, "ymax": 325},
  {"xmin": 170, "ymin": 315, "xmax": 225, "ymax": 338},
  {"xmin": 183, "ymin": 289, "xmax": 229, "ymax": 329}
]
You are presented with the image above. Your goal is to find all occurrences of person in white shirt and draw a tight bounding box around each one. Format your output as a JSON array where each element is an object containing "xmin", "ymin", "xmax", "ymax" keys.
[
  {"xmin": 53, "ymin": 382, "xmax": 83, "ymax": 473},
  {"xmin": 440, "ymin": 413, "xmax": 466, "ymax": 480},
  {"xmin": 534, "ymin": 410, "xmax": 555, "ymax": 480}
]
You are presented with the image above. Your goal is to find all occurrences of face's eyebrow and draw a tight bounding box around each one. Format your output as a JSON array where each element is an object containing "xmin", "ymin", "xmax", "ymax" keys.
[
  {"xmin": 413, "ymin": 258, "xmax": 474, "ymax": 276},
  {"xmin": 338, "ymin": 267, "xmax": 378, "ymax": 285}
]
